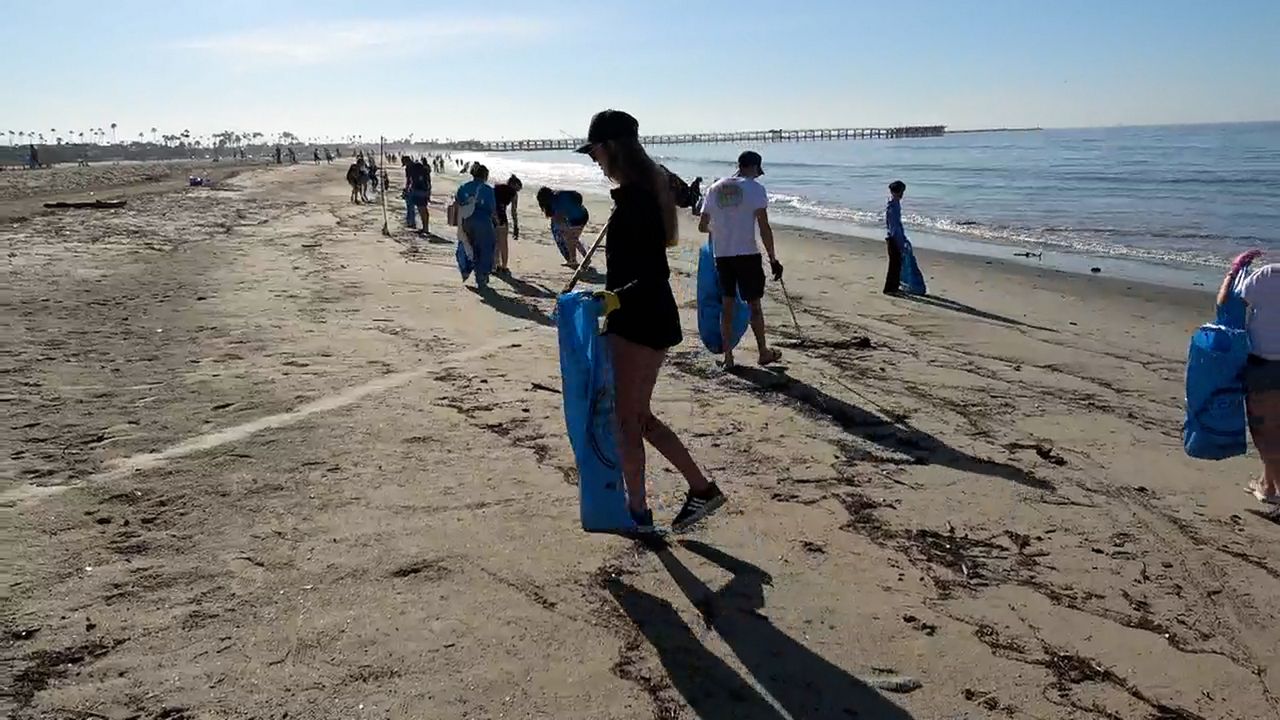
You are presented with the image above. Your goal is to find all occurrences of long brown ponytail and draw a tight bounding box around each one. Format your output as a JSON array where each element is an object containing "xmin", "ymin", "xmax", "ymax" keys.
[{"xmin": 600, "ymin": 139, "xmax": 678, "ymax": 248}]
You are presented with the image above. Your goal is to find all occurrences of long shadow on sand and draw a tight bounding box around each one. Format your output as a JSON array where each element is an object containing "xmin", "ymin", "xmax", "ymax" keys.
[
  {"xmin": 606, "ymin": 540, "xmax": 916, "ymax": 720},
  {"xmin": 565, "ymin": 265, "xmax": 606, "ymax": 286},
  {"xmin": 468, "ymin": 286, "xmax": 555, "ymax": 327},
  {"xmin": 493, "ymin": 272, "xmax": 558, "ymax": 299},
  {"xmin": 727, "ymin": 364, "xmax": 1051, "ymax": 491},
  {"xmin": 898, "ymin": 293, "xmax": 1057, "ymax": 333},
  {"xmin": 421, "ymin": 232, "xmax": 455, "ymax": 245}
]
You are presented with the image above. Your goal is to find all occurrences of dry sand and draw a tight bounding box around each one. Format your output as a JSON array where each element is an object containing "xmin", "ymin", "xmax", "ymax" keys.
[{"xmin": 2, "ymin": 162, "xmax": 1278, "ymax": 719}]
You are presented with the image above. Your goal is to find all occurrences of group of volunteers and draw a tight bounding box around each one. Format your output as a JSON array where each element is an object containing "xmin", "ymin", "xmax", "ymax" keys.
[
  {"xmin": 345, "ymin": 151, "xmax": 384, "ymax": 204},
  {"xmin": 386, "ymin": 109, "xmax": 925, "ymax": 534},
  {"xmin": 446, "ymin": 164, "xmax": 593, "ymax": 290}
]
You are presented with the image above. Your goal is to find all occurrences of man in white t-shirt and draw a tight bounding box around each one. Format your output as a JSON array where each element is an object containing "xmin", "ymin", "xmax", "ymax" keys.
[
  {"xmin": 698, "ymin": 151, "xmax": 783, "ymax": 368},
  {"xmin": 1227, "ymin": 254, "xmax": 1280, "ymax": 504}
]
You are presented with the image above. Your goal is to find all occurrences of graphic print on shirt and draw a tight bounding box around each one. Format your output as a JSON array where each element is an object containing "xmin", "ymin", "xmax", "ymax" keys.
[{"xmin": 712, "ymin": 182, "xmax": 745, "ymax": 210}]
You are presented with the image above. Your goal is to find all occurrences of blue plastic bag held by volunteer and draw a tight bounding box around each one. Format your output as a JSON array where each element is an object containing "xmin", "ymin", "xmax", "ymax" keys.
[
  {"xmin": 556, "ymin": 291, "xmax": 636, "ymax": 532},
  {"xmin": 900, "ymin": 237, "xmax": 927, "ymax": 295},
  {"xmin": 696, "ymin": 239, "xmax": 750, "ymax": 354},
  {"xmin": 1183, "ymin": 263, "xmax": 1252, "ymax": 459}
]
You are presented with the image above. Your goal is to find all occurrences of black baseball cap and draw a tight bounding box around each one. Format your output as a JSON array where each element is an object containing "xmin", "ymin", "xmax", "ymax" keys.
[
  {"xmin": 575, "ymin": 110, "xmax": 640, "ymax": 153},
  {"xmin": 738, "ymin": 150, "xmax": 764, "ymax": 175}
]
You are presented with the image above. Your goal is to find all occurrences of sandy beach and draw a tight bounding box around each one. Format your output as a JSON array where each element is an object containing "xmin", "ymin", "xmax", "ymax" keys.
[{"xmin": 2, "ymin": 161, "xmax": 1277, "ymax": 719}]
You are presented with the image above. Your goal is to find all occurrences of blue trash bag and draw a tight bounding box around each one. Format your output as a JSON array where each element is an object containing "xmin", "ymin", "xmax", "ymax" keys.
[
  {"xmin": 696, "ymin": 239, "xmax": 751, "ymax": 354},
  {"xmin": 900, "ymin": 238, "xmax": 927, "ymax": 295},
  {"xmin": 1183, "ymin": 263, "xmax": 1251, "ymax": 460},
  {"xmin": 556, "ymin": 291, "xmax": 636, "ymax": 532}
]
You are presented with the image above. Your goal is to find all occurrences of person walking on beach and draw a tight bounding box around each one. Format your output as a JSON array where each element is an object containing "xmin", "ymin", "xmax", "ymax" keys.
[
  {"xmin": 402, "ymin": 156, "xmax": 432, "ymax": 235},
  {"xmin": 884, "ymin": 180, "xmax": 907, "ymax": 294},
  {"xmin": 346, "ymin": 160, "xmax": 364, "ymax": 204},
  {"xmin": 688, "ymin": 176, "xmax": 703, "ymax": 214},
  {"xmin": 698, "ymin": 151, "xmax": 784, "ymax": 369},
  {"xmin": 455, "ymin": 163, "xmax": 498, "ymax": 290},
  {"xmin": 536, "ymin": 187, "xmax": 592, "ymax": 268},
  {"xmin": 274, "ymin": 145, "xmax": 282, "ymax": 164},
  {"xmin": 577, "ymin": 109, "xmax": 725, "ymax": 533},
  {"xmin": 313, "ymin": 148, "xmax": 321, "ymax": 164},
  {"xmin": 493, "ymin": 175, "xmax": 523, "ymax": 275},
  {"xmin": 1219, "ymin": 250, "xmax": 1280, "ymax": 507}
]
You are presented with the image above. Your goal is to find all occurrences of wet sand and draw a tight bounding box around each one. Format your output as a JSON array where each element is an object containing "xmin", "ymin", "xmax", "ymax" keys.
[{"xmin": 2, "ymin": 162, "xmax": 1277, "ymax": 719}]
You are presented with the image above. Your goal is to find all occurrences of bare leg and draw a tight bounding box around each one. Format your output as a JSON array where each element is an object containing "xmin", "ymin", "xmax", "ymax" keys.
[
  {"xmin": 643, "ymin": 415, "xmax": 711, "ymax": 495},
  {"xmin": 495, "ymin": 225, "xmax": 509, "ymax": 269},
  {"xmin": 748, "ymin": 299, "xmax": 775, "ymax": 363},
  {"xmin": 1248, "ymin": 387, "xmax": 1280, "ymax": 497},
  {"xmin": 417, "ymin": 203, "xmax": 429, "ymax": 235},
  {"xmin": 610, "ymin": 335, "xmax": 710, "ymax": 513},
  {"xmin": 720, "ymin": 296, "xmax": 737, "ymax": 367},
  {"xmin": 565, "ymin": 226, "xmax": 585, "ymax": 266},
  {"xmin": 610, "ymin": 336, "xmax": 651, "ymax": 512}
]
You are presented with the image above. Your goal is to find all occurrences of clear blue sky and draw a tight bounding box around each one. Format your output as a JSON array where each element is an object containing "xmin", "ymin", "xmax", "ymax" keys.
[{"xmin": 4, "ymin": 0, "xmax": 1278, "ymax": 143}]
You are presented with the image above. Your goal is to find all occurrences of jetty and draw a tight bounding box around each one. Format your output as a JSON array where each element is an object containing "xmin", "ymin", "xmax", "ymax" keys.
[{"xmin": 475, "ymin": 125, "xmax": 946, "ymax": 152}]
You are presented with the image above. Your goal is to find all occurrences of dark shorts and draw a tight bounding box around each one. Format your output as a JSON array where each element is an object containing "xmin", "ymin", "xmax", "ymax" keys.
[
  {"xmin": 496, "ymin": 208, "xmax": 510, "ymax": 227},
  {"xmin": 714, "ymin": 253, "xmax": 766, "ymax": 301},
  {"xmin": 605, "ymin": 288, "xmax": 683, "ymax": 351},
  {"xmin": 1246, "ymin": 355, "xmax": 1280, "ymax": 393}
]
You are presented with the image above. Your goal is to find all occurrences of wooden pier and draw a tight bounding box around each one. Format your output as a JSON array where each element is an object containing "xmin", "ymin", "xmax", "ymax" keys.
[{"xmin": 476, "ymin": 125, "xmax": 946, "ymax": 152}]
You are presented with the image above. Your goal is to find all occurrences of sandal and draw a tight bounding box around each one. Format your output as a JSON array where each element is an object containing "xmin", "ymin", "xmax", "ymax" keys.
[{"xmin": 1244, "ymin": 482, "xmax": 1280, "ymax": 505}]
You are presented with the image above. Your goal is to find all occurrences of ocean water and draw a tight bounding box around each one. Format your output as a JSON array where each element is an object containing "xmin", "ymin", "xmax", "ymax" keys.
[{"xmin": 461, "ymin": 122, "xmax": 1280, "ymax": 280}]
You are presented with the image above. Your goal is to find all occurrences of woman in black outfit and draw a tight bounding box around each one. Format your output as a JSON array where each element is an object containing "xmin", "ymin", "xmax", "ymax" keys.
[
  {"xmin": 576, "ymin": 110, "xmax": 726, "ymax": 533},
  {"xmin": 493, "ymin": 175, "xmax": 522, "ymax": 275}
]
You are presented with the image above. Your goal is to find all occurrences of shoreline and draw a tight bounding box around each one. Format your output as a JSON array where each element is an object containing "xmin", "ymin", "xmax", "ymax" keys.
[
  {"xmin": 429, "ymin": 168, "xmax": 1217, "ymax": 309},
  {"xmin": 445, "ymin": 152, "xmax": 1232, "ymax": 294}
]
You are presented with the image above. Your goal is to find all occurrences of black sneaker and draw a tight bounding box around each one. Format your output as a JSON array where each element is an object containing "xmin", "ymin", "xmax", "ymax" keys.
[
  {"xmin": 672, "ymin": 483, "xmax": 726, "ymax": 533},
  {"xmin": 629, "ymin": 507, "xmax": 657, "ymax": 535}
]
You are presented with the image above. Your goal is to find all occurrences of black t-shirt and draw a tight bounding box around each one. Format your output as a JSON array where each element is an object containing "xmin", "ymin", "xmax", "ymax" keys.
[{"xmin": 604, "ymin": 183, "xmax": 682, "ymax": 350}]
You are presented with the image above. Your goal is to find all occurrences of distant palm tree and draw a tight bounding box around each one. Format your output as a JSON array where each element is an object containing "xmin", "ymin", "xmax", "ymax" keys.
[
  {"xmin": 110, "ymin": 122, "xmax": 117, "ymax": 144},
  {"xmin": 78, "ymin": 131, "xmax": 84, "ymax": 144},
  {"xmin": 7, "ymin": 130, "xmax": 13, "ymax": 146},
  {"xmin": 137, "ymin": 132, "xmax": 144, "ymax": 143},
  {"xmin": 150, "ymin": 127, "xmax": 157, "ymax": 143},
  {"xmin": 38, "ymin": 133, "xmax": 45, "ymax": 144}
]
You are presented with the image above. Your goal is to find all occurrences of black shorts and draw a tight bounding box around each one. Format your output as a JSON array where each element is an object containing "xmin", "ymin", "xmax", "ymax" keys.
[
  {"xmin": 605, "ymin": 288, "xmax": 683, "ymax": 351},
  {"xmin": 1246, "ymin": 355, "xmax": 1280, "ymax": 393},
  {"xmin": 714, "ymin": 253, "xmax": 766, "ymax": 301}
]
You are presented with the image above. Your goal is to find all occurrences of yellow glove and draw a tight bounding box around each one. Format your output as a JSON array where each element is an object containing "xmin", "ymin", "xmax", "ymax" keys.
[{"xmin": 593, "ymin": 290, "xmax": 621, "ymax": 316}]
